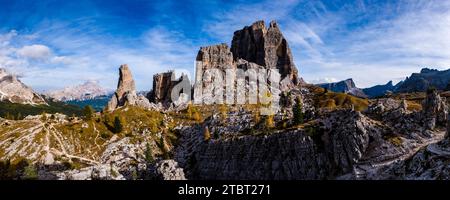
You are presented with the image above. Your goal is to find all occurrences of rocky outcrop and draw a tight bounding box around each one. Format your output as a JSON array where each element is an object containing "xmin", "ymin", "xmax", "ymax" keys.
[
  {"xmin": 148, "ymin": 71, "xmax": 191, "ymax": 107},
  {"xmin": 175, "ymin": 109, "xmax": 391, "ymax": 180},
  {"xmin": 105, "ymin": 64, "xmax": 156, "ymax": 111},
  {"xmin": 178, "ymin": 126, "xmax": 331, "ymax": 180},
  {"xmin": 48, "ymin": 164, "xmax": 125, "ymax": 180},
  {"xmin": 194, "ymin": 44, "xmax": 235, "ymax": 104},
  {"xmin": 0, "ymin": 68, "xmax": 46, "ymax": 105},
  {"xmin": 196, "ymin": 44, "xmax": 235, "ymax": 71},
  {"xmin": 149, "ymin": 160, "xmax": 186, "ymax": 180},
  {"xmin": 149, "ymin": 71, "xmax": 176, "ymax": 104},
  {"xmin": 317, "ymin": 78, "xmax": 367, "ymax": 98},
  {"xmin": 105, "ymin": 64, "xmax": 136, "ymax": 111},
  {"xmin": 45, "ymin": 80, "xmax": 109, "ymax": 101},
  {"xmin": 193, "ymin": 20, "xmax": 300, "ymax": 102},
  {"xmin": 231, "ymin": 20, "xmax": 298, "ymax": 84},
  {"xmin": 422, "ymin": 88, "xmax": 448, "ymax": 129}
]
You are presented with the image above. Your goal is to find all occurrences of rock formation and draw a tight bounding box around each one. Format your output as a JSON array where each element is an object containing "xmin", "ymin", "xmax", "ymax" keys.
[
  {"xmin": 149, "ymin": 71, "xmax": 175, "ymax": 104},
  {"xmin": 231, "ymin": 20, "xmax": 298, "ymax": 84},
  {"xmin": 150, "ymin": 160, "xmax": 186, "ymax": 180},
  {"xmin": 105, "ymin": 64, "xmax": 155, "ymax": 111},
  {"xmin": 196, "ymin": 43, "xmax": 235, "ymax": 71},
  {"xmin": 148, "ymin": 71, "xmax": 191, "ymax": 106},
  {"xmin": 194, "ymin": 20, "xmax": 300, "ymax": 103},
  {"xmin": 105, "ymin": 64, "xmax": 136, "ymax": 111},
  {"xmin": 422, "ymin": 88, "xmax": 448, "ymax": 129},
  {"xmin": 0, "ymin": 68, "xmax": 46, "ymax": 105}
]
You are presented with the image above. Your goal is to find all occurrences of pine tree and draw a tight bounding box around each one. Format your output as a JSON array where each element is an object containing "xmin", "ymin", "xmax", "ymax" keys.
[
  {"xmin": 113, "ymin": 116, "xmax": 123, "ymax": 133},
  {"xmin": 145, "ymin": 143, "xmax": 155, "ymax": 164},
  {"xmin": 83, "ymin": 105, "xmax": 95, "ymax": 120},
  {"xmin": 16, "ymin": 112, "xmax": 22, "ymax": 120},
  {"xmin": 22, "ymin": 164, "xmax": 38, "ymax": 180},
  {"xmin": 5, "ymin": 112, "xmax": 12, "ymax": 120},
  {"xmin": 293, "ymin": 97, "xmax": 304, "ymax": 125}
]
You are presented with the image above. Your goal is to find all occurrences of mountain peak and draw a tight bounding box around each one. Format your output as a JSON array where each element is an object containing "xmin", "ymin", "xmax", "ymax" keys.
[
  {"xmin": 45, "ymin": 80, "xmax": 109, "ymax": 101},
  {"xmin": 317, "ymin": 78, "xmax": 367, "ymax": 98},
  {"xmin": 420, "ymin": 68, "xmax": 439, "ymax": 73},
  {"xmin": 0, "ymin": 68, "xmax": 46, "ymax": 105}
]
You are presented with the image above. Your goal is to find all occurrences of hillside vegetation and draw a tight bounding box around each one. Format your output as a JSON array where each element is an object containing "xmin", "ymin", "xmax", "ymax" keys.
[
  {"xmin": 309, "ymin": 86, "xmax": 369, "ymax": 111},
  {"xmin": 0, "ymin": 100, "xmax": 83, "ymax": 120}
]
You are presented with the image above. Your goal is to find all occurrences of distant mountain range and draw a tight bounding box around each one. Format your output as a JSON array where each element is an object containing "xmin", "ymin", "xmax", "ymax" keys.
[
  {"xmin": 45, "ymin": 80, "xmax": 110, "ymax": 101},
  {"xmin": 317, "ymin": 68, "xmax": 450, "ymax": 98},
  {"xmin": 395, "ymin": 68, "xmax": 450, "ymax": 92}
]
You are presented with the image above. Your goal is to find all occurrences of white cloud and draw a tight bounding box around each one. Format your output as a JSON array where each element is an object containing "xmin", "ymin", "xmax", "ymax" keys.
[
  {"xmin": 51, "ymin": 56, "xmax": 74, "ymax": 64},
  {"xmin": 16, "ymin": 44, "xmax": 52, "ymax": 59},
  {"xmin": 308, "ymin": 77, "xmax": 338, "ymax": 84}
]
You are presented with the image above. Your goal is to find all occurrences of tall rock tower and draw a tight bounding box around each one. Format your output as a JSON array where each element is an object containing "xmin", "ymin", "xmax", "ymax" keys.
[{"xmin": 105, "ymin": 64, "xmax": 137, "ymax": 111}]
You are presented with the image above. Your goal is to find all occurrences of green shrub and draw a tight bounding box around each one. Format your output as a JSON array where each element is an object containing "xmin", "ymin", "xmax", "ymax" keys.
[
  {"xmin": 293, "ymin": 97, "xmax": 304, "ymax": 125},
  {"xmin": 22, "ymin": 164, "xmax": 38, "ymax": 180},
  {"xmin": 145, "ymin": 143, "xmax": 155, "ymax": 164}
]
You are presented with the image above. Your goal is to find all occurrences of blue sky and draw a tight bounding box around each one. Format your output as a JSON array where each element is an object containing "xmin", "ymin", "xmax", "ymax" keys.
[{"xmin": 0, "ymin": 0, "xmax": 449, "ymax": 91}]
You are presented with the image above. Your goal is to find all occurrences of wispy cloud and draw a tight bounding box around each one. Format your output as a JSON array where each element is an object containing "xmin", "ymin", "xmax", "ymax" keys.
[{"xmin": 288, "ymin": 0, "xmax": 450, "ymax": 87}]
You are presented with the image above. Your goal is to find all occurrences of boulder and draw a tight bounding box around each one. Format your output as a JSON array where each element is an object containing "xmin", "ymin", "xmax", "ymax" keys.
[{"xmin": 151, "ymin": 160, "xmax": 186, "ymax": 180}]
